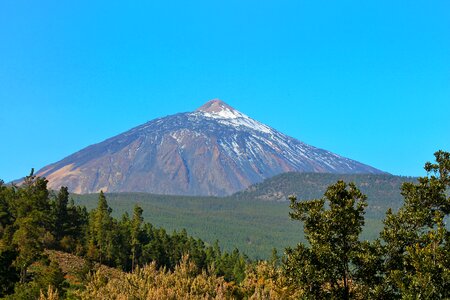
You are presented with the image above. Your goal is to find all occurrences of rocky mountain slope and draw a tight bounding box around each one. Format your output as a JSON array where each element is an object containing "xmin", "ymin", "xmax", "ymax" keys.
[{"xmin": 36, "ymin": 99, "xmax": 384, "ymax": 195}]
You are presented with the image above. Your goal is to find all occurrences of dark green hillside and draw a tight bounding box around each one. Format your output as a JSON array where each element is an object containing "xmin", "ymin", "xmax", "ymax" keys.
[
  {"xmin": 233, "ymin": 173, "xmax": 417, "ymax": 218},
  {"xmin": 72, "ymin": 193, "xmax": 303, "ymax": 260},
  {"xmin": 73, "ymin": 173, "xmax": 415, "ymax": 259}
]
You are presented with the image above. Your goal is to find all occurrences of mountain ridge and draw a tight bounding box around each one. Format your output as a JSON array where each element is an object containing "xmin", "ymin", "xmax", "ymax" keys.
[{"xmin": 35, "ymin": 99, "xmax": 385, "ymax": 195}]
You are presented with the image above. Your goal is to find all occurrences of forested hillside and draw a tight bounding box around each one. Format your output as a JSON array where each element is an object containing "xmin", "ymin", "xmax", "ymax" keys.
[
  {"xmin": 73, "ymin": 173, "xmax": 415, "ymax": 259},
  {"xmin": 72, "ymin": 193, "xmax": 302, "ymax": 260},
  {"xmin": 0, "ymin": 175, "xmax": 247, "ymax": 299},
  {"xmin": 0, "ymin": 151, "xmax": 448, "ymax": 299},
  {"xmin": 234, "ymin": 173, "xmax": 416, "ymax": 216}
]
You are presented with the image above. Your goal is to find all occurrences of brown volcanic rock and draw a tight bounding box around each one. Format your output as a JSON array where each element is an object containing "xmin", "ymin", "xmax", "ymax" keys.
[{"xmin": 35, "ymin": 100, "xmax": 385, "ymax": 196}]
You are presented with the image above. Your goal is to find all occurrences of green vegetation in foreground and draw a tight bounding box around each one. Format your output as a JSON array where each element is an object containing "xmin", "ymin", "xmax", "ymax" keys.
[
  {"xmin": 73, "ymin": 173, "xmax": 413, "ymax": 259},
  {"xmin": 0, "ymin": 151, "xmax": 448, "ymax": 299},
  {"xmin": 0, "ymin": 174, "xmax": 248, "ymax": 299},
  {"xmin": 78, "ymin": 150, "xmax": 450, "ymax": 299}
]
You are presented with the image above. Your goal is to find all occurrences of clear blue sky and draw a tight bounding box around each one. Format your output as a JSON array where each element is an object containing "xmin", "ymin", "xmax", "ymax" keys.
[{"xmin": 1, "ymin": 0, "xmax": 449, "ymax": 182}]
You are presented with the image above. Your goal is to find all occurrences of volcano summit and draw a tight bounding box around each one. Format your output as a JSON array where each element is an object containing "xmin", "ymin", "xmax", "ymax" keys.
[{"xmin": 35, "ymin": 100, "xmax": 384, "ymax": 196}]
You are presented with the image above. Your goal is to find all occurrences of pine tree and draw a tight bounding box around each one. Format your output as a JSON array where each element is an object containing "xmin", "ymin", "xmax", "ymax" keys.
[
  {"xmin": 284, "ymin": 180, "xmax": 368, "ymax": 299},
  {"xmin": 52, "ymin": 187, "xmax": 69, "ymax": 244},
  {"xmin": 130, "ymin": 205, "xmax": 143, "ymax": 271},
  {"xmin": 381, "ymin": 150, "xmax": 450, "ymax": 298},
  {"xmin": 87, "ymin": 191, "xmax": 114, "ymax": 265},
  {"xmin": 11, "ymin": 172, "xmax": 52, "ymax": 283}
]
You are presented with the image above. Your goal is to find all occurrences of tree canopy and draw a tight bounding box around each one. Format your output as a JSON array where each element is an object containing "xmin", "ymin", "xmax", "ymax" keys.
[{"xmin": 1, "ymin": 150, "xmax": 449, "ymax": 299}]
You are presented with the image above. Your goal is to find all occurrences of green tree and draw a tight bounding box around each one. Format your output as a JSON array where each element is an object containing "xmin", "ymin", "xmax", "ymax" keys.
[
  {"xmin": 0, "ymin": 180, "xmax": 14, "ymax": 237},
  {"xmin": 6, "ymin": 258, "xmax": 67, "ymax": 300},
  {"xmin": 130, "ymin": 205, "xmax": 143, "ymax": 271},
  {"xmin": 12, "ymin": 217, "xmax": 47, "ymax": 283},
  {"xmin": 12, "ymin": 170, "xmax": 50, "ymax": 219},
  {"xmin": 52, "ymin": 187, "xmax": 69, "ymax": 243},
  {"xmin": 11, "ymin": 172, "xmax": 52, "ymax": 283},
  {"xmin": 0, "ymin": 181, "xmax": 19, "ymax": 296},
  {"xmin": 284, "ymin": 180, "xmax": 368, "ymax": 299},
  {"xmin": 34, "ymin": 259, "xmax": 67, "ymax": 298},
  {"xmin": 381, "ymin": 150, "xmax": 450, "ymax": 298},
  {"xmin": 63, "ymin": 198, "xmax": 88, "ymax": 254},
  {"xmin": 87, "ymin": 191, "xmax": 115, "ymax": 265},
  {"xmin": 0, "ymin": 250, "xmax": 19, "ymax": 297}
]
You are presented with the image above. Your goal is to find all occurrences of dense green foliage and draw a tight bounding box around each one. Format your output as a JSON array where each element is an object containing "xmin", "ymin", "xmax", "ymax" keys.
[
  {"xmin": 72, "ymin": 173, "xmax": 413, "ymax": 260},
  {"xmin": 0, "ymin": 173, "xmax": 247, "ymax": 299},
  {"xmin": 72, "ymin": 193, "xmax": 304, "ymax": 260},
  {"xmin": 282, "ymin": 150, "xmax": 450, "ymax": 299},
  {"xmin": 1, "ymin": 151, "xmax": 448, "ymax": 299},
  {"xmin": 284, "ymin": 181, "xmax": 368, "ymax": 299},
  {"xmin": 234, "ymin": 173, "xmax": 416, "ymax": 218},
  {"xmin": 0, "ymin": 171, "xmax": 87, "ymax": 299},
  {"xmin": 379, "ymin": 150, "xmax": 450, "ymax": 299}
]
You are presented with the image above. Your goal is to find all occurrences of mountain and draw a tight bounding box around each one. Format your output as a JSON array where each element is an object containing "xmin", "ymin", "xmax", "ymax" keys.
[{"xmin": 35, "ymin": 99, "xmax": 385, "ymax": 196}]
